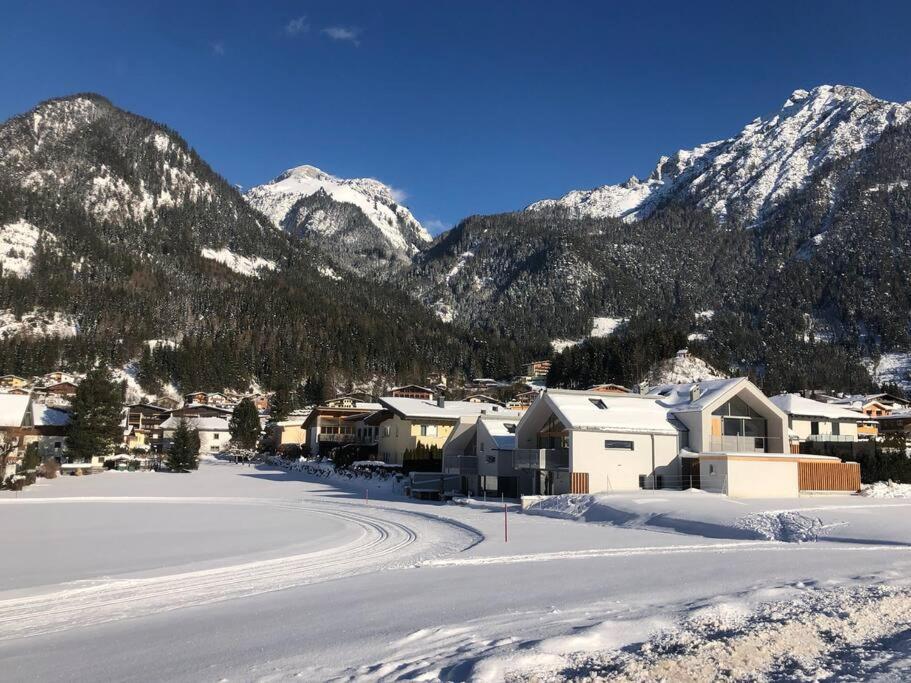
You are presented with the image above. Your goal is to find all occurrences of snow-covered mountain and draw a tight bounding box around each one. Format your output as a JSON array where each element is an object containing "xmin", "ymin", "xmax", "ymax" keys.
[
  {"xmin": 245, "ymin": 165, "xmax": 431, "ymax": 273},
  {"xmin": 527, "ymin": 85, "xmax": 911, "ymax": 224}
]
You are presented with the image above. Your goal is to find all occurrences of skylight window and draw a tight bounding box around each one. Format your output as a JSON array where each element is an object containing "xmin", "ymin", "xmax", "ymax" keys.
[{"xmin": 589, "ymin": 398, "xmax": 608, "ymax": 410}]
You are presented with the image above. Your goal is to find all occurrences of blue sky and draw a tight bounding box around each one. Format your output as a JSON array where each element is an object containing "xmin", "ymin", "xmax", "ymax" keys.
[{"xmin": 2, "ymin": 1, "xmax": 911, "ymax": 233}]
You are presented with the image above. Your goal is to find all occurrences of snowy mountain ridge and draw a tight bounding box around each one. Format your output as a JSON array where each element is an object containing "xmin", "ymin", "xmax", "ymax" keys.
[
  {"xmin": 527, "ymin": 85, "xmax": 911, "ymax": 224},
  {"xmin": 245, "ymin": 164, "xmax": 430, "ymax": 269}
]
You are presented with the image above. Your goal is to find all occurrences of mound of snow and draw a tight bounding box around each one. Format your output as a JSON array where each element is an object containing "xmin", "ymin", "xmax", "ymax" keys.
[
  {"xmin": 523, "ymin": 495, "xmax": 595, "ymax": 520},
  {"xmin": 734, "ymin": 511, "xmax": 828, "ymax": 542},
  {"xmin": 642, "ymin": 352, "xmax": 727, "ymax": 386},
  {"xmin": 860, "ymin": 481, "xmax": 911, "ymax": 498}
]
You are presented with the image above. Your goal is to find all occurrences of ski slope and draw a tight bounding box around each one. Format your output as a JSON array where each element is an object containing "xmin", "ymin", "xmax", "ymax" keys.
[{"xmin": 3, "ymin": 461, "xmax": 911, "ymax": 681}]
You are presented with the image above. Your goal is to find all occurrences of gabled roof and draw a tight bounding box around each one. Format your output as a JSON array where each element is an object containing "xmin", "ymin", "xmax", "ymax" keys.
[
  {"xmin": 770, "ymin": 393, "xmax": 865, "ymax": 420},
  {"xmin": 33, "ymin": 404, "xmax": 71, "ymax": 427},
  {"xmin": 0, "ymin": 394, "xmax": 31, "ymax": 428},
  {"xmin": 478, "ymin": 416, "xmax": 518, "ymax": 449},
  {"xmin": 389, "ymin": 385, "xmax": 435, "ymax": 393},
  {"xmin": 379, "ymin": 396, "xmax": 519, "ymax": 421},
  {"xmin": 160, "ymin": 415, "xmax": 231, "ymax": 431},
  {"xmin": 535, "ymin": 389, "xmax": 681, "ymax": 435},
  {"xmin": 649, "ymin": 378, "xmax": 748, "ymax": 412}
]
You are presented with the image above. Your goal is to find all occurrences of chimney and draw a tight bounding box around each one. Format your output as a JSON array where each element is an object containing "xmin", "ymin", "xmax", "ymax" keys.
[
  {"xmin": 689, "ymin": 384, "xmax": 702, "ymax": 402},
  {"xmin": 436, "ymin": 392, "xmax": 445, "ymax": 408}
]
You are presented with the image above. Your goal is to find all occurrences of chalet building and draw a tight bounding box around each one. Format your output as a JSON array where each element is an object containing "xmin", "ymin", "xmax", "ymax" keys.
[
  {"xmin": 40, "ymin": 371, "xmax": 76, "ymax": 385},
  {"xmin": 155, "ymin": 396, "xmax": 181, "ymax": 410},
  {"xmin": 507, "ymin": 390, "xmax": 540, "ymax": 411},
  {"xmin": 463, "ymin": 394, "xmax": 505, "ymax": 406},
  {"xmin": 388, "ymin": 385, "xmax": 435, "ymax": 400},
  {"xmin": 443, "ymin": 413, "xmax": 522, "ymax": 498},
  {"xmin": 39, "ymin": 381, "xmax": 79, "ymax": 398},
  {"xmin": 159, "ymin": 415, "xmax": 231, "ymax": 454},
  {"xmin": 152, "ymin": 404, "xmax": 233, "ymax": 451},
  {"xmin": 0, "ymin": 375, "xmax": 29, "ymax": 390},
  {"xmin": 375, "ymin": 396, "xmax": 519, "ymax": 467},
  {"xmin": 245, "ymin": 393, "xmax": 271, "ymax": 411},
  {"xmin": 769, "ymin": 394, "xmax": 865, "ymax": 449},
  {"xmin": 182, "ymin": 391, "xmax": 233, "ymax": 408},
  {"xmin": 458, "ymin": 379, "xmax": 862, "ymax": 499},
  {"xmin": 0, "ymin": 393, "xmax": 34, "ymax": 479},
  {"xmin": 301, "ymin": 403, "xmax": 382, "ymax": 456},
  {"xmin": 874, "ymin": 411, "xmax": 911, "ymax": 439},
  {"xmin": 123, "ymin": 403, "xmax": 168, "ymax": 450},
  {"xmin": 587, "ymin": 383, "xmax": 630, "ymax": 394},
  {"xmin": 23, "ymin": 403, "xmax": 70, "ymax": 462},
  {"xmin": 523, "ymin": 360, "xmax": 551, "ymax": 380},
  {"xmin": 324, "ymin": 393, "xmax": 376, "ymax": 408}
]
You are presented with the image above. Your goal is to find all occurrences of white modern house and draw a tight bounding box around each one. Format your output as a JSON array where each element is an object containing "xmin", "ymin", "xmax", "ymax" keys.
[
  {"xmin": 442, "ymin": 413, "xmax": 521, "ymax": 497},
  {"xmin": 499, "ymin": 378, "xmax": 858, "ymax": 499},
  {"xmin": 769, "ymin": 393, "xmax": 863, "ymax": 446},
  {"xmin": 159, "ymin": 415, "xmax": 231, "ymax": 454}
]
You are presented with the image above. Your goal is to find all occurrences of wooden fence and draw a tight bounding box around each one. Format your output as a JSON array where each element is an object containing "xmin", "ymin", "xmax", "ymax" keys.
[
  {"xmin": 798, "ymin": 460, "xmax": 861, "ymax": 492},
  {"xmin": 570, "ymin": 472, "xmax": 589, "ymax": 494}
]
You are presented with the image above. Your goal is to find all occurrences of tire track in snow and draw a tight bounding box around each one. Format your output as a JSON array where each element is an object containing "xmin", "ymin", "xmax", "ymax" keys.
[{"xmin": 0, "ymin": 499, "xmax": 461, "ymax": 641}]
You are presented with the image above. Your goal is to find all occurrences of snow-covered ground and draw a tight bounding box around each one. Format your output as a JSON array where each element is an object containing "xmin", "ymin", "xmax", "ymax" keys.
[{"xmin": 3, "ymin": 463, "xmax": 911, "ymax": 681}]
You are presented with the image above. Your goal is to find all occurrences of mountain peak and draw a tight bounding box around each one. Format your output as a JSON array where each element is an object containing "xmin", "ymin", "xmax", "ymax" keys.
[
  {"xmin": 245, "ymin": 164, "xmax": 431, "ymax": 273},
  {"xmin": 527, "ymin": 84, "xmax": 911, "ymax": 224}
]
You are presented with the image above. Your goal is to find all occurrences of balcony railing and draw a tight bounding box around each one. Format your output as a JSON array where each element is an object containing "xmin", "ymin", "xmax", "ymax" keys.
[
  {"xmin": 318, "ymin": 433, "xmax": 357, "ymax": 443},
  {"xmin": 805, "ymin": 434, "xmax": 856, "ymax": 443},
  {"xmin": 512, "ymin": 448, "xmax": 569, "ymax": 470},
  {"xmin": 707, "ymin": 435, "xmax": 783, "ymax": 453},
  {"xmin": 443, "ymin": 454, "xmax": 478, "ymax": 475}
]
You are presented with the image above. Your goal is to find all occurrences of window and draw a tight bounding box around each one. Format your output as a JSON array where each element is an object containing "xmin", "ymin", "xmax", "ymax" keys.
[
  {"xmin": 383, "ymin": 426, "xmax": 390, "ymax": 437},
  {"xmin": 589, "ymin": 398, "xmax": 608, "ymax": 410},
  {"xmin": 709, "ymin": 464, "xmax": 715, "ymax": 475},
  {"xmin": 213, "ymin": 433, "xmax": 220, "ymax": 440},
  {"xmin": 54, "ymin": 441, "xmax": 61, "ymax": 449},
  {"xmin": 811, "ymin": 421, "xmax": 820, "ymax": 435},
  {"xmin": 605, "ymin": 439, "xmax": 634, "ymax": 450},
  {"xmin": 420, "ymin": 424, "xmax": 438, "ymax": 437},
  {"xmin": 480, "ymin": 441, "xmax": 485, "ymax": 452},
  {"xmin": 832, "ymin": 422, "xmax": 840, "ymax": 436}
]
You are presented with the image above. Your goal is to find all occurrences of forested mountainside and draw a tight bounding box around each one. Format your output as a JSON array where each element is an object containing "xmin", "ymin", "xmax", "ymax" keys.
[
  {"xmin": 0, "ymin": 94, "xmax": 525, "ymax": 392},
  {"xmin": 407, "ymin": 86, "xmax": 911, "ymax": 394},
  {"xmin": 244, "ymin": 165, "xmax": 430, "ymax": 276}
]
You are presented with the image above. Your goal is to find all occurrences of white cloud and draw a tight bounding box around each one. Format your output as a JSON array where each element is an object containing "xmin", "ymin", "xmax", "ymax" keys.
[
  {"xmin": 423, "ymin": 218, "xmax": 450, "ymax": 234},
  {"xmin": 387, "ymin": 186, "xmax": 408, "ymax": 203},
  {"xmin": 285, "ymin": 16, "xmax": 309, "ymax": 36},
  {"xmin": 211, "ymin": 41, "xmax": 226, "ymax": 56},
  {"xmin": 321, "ymin": 26, "xmax": 362, "ymax": 46}
]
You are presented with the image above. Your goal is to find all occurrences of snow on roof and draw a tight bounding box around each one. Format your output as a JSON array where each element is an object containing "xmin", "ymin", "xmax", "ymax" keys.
[
  {"xmin": 769, "ymin": 393, "xmax": 863, "ymax": 420},
  {"xmin": 542, "ymin": 389, "xmax": 681, "ymax": 435},
  {"xmin": 33, "ymin": 403, "xmax": 70, "ymax": 427},
  {"xmin": 649, "ymin": 378, "xmax": 746, "ymax": 411},
  {"xmin": 478, "ymin": 417, "xmax": 518, "ymax": 450},
  {"xmin": 0, "ymin": 393, "xmax": 30, "ymax": 427},
  {"xmin": 160, "ymin": 415, "xmax": 230, "ymax": 431},
  {"xmin": 379, "ymin": 396, "xmax": 520, "ymax": 421}
]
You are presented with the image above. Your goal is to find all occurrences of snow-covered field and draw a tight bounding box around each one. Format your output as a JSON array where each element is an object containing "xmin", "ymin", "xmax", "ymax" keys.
[{"xmin": 3, "ymin": 462, "xmax": 911, "ymax": 681}]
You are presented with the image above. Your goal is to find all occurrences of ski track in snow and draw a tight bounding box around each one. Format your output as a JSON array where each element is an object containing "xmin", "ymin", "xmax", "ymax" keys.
[{"xmin": 0, "ymin": 496, "xmax": 478, "ymax": 641}]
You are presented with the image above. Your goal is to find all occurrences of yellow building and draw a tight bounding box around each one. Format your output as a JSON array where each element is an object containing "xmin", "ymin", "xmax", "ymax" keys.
[{"xmin": 376, "ymin": 396, "xmax": 515, "ymax": 466}]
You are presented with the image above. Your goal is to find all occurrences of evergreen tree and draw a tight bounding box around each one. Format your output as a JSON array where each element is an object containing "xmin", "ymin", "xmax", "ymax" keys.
[
  {"xmin": 67, "ymin": 367, "xmax": 123, "ymax": 463},
  {"xmin": 20, "ymin": 442, "xmax": 41, "ymax": 472},
  {"xmin": 303, "ymin": 376, "xmax": 326, "ymax": 406},
  {"xmin": 166, "ymin": 419, "xmax": 199, "ymax": 472},
  {"xmin": 269, "ymin": 386, "xmax": 293, "ymax": 422},
  {"xmin": 229, "ymin": 398, "xmax": 261, "ymax": 449}
]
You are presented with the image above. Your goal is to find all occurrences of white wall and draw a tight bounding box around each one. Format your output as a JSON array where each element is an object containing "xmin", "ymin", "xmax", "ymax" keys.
[
  {"xmin": 791, "ymin": 418, "xmax": 858, "ymax": 440},
  {"xmin": 568, "ymin": 430, "xmax": 680, "ymax": 493},
  {"xmin": 700, "ymin": 456, "xmax": 799, "ymax": 498}
]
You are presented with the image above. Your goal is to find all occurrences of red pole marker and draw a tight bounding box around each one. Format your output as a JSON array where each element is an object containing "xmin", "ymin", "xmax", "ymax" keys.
[{"xmin": 365, "ymin": 488, "xmax": 369, "ymax": 506}]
